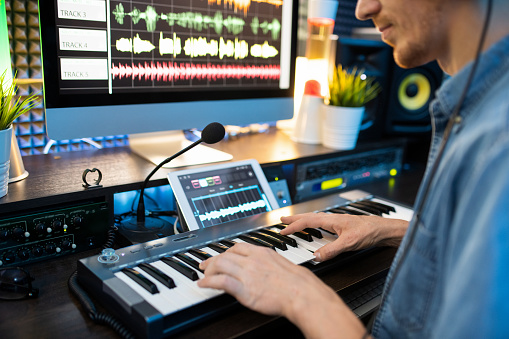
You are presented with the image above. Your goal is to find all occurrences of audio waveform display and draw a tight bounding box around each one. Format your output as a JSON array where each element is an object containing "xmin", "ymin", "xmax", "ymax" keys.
[
  {"xmin": 183, "ymin": 36, "xmax": 249, "ymax": 59},
  {"xmin": 159, "ymin": 32, "xmax": 181, "ymax": 57},
  {"xmin": 116, "ymin": 34, "xmax": 155, "ymax": 54},
  {"xmin": 115, "ymin": 33, "xmax": 279, "ymax": 59},
  {"xmin": 111, "ymin": 61, "xmax": 281, "ymax": 82},
  {"xmin": 113, "ymin": 3, "xmax": 247, "ymax": 35},
  {"xmin": 251, "ymin": 41, "xmax": 278, "ymax": 58},
  {"xmin": 191, "ymin": 185, "xmax": 270, "ymax": 227},
  {"xmin": 250, "ymin": 17, "xmax": 281, "ymax": 40},
  {"xmin": 207, "ymin": 0, "xmax": 283, "ymax": 16},
  {"xmin": 198, "ymin": 199, "xmax": 267, "ymax": 221}
]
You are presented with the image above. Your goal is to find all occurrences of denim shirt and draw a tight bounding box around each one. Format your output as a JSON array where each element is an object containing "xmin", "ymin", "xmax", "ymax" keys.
[{"xmin": 372, "ymin": 34, "xmax": 509, "ymax": 338}]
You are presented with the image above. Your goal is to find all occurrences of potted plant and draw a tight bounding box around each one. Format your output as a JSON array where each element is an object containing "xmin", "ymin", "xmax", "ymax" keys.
[
  {"xmin": 322, "ymin": 65, "xmax": 381, "ymax": 150},
  {"xmin": 0, "ymin": 71, "xmax": 40, "ymax": 197}
]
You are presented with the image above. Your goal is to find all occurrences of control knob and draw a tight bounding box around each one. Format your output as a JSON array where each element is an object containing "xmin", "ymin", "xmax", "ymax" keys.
[
  {"xmin": 17, "ymin": 248, "xmax": 30, "ymax": 260},
  {"xmin": 0, "ymin": 229, "xmax": 10, "ymax": 241},
  {"xmin": 73, "ymin": 216, "xmax": 84, "ymax": 227},
  {"xmin": 45, "ymin": 243, "xmax": 57, "ymax": 254},
  {"xmin": 32, "ymin": 246, "xmax": 44, "ymax": 257},
  {"xmin": 52, "ymin": 220, "xmax": 64, "ymax": 232},
  {"xmin": 12, "ymin": 227, "xmax": 26, "ymax": 240},
  {"xmin": 2, "ymin": 251, "xmax": 16, "ymax": 264},
  {"xmin": 61, "ymin": 239, "xmax": 74, "ymax": 250},
  {"xmin": 36, "ymin": 223, "xmax": 48, "ymax": 235}
]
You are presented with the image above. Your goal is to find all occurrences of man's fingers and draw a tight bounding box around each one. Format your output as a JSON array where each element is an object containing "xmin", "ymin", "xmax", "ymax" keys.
[
  {"xmin": 280, "ymin": 213, "xmax": 339, "ymax": 235},
  {"xmin": 199, "ymin": 248, "xmax": 246, "ymax": 276},
  {"xmin": 197, "ymin": 272, "xmax": 242, "ymax": 295},
  {"xmin": 280, "ymin": 213, "xmax": 320, "ymax": 235},
  {"xmin": 314, "ymin": 241, "xmax": 346, "ymax": 262}
]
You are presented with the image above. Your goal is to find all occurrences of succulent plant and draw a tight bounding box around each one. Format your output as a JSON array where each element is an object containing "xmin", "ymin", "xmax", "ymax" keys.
[{"xmin": 327, "ymin": 65, "xmax": 381, "ymax": 107}]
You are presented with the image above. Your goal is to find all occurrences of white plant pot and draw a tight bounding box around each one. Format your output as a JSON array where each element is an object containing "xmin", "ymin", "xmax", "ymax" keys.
[
  {"xmin": 321, "ymin": 105, "xmax": 364, "ymax": 150},
  {"xmin": 0, "ymin": 126, "xmax": 13, "ymax": 198}
]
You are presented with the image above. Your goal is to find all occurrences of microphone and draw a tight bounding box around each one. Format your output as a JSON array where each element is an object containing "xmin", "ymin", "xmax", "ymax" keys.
[{"xmin": 134, "ymin": 122, "xmax": 226, "ymax": 225}]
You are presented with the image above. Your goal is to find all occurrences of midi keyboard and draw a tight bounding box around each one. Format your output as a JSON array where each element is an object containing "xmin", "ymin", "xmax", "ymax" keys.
[{"xmin": 77, "ymin": 190, "xmax": 413, "ymax": 338}]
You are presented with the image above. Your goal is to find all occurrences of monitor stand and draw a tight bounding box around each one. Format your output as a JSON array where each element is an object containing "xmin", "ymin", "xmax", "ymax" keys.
[{"xmin": 129, "ymin": 130, "xmax": 233, "ymax": 168}]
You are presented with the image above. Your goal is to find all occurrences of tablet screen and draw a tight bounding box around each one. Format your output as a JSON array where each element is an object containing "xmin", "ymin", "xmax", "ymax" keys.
[{"xmin": 168, "ymin": 160, "xmax": 280, "ymax": 231}]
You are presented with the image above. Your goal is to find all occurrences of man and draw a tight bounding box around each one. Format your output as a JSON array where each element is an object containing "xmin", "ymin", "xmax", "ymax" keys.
[{"xmin": 198, "ymin": 0, "xmax": 509, "ymax": 337}]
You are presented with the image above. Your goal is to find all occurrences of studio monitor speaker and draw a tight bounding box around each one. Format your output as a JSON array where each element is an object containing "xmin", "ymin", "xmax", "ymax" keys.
[{"xmin": 385, "ymin": 61, "xmax": 443, "ymax": 135}]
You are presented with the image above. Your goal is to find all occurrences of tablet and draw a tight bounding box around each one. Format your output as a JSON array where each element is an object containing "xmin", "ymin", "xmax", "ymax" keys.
[{"xmin": 167, "ymin": 159, "xmax": 280, "ymax": 231}]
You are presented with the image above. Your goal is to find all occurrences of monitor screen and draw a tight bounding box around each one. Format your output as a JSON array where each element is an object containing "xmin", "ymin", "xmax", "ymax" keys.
[
  {"xmin": 39, "ymin": 0, "xmax": 297, "ymax": 164},
  {"xmin": 167, "ymin": 159, "xmax": 279, "ymax": 230}
]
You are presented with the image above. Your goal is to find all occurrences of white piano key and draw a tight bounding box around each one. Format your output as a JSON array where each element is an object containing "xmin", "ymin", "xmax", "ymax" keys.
[
  {"xmin": 232, "ymin": 237, "xmax": 311, "ymax": 265},
  {"xmin": 316, "ymin": 228, "xmax": 339, "ymax": 243},
  {"xmin": 200, "ymin": 246, "xmax": 222, "ymax": 257},
  {"xmin": 153, "ymin": 258, "xmax": 222, "ymax": 300},
  {"xmin": 371, "ymin": 198, "xmax": 413, "ymax": 221},
  {"xmin": 115, "ymin": 271, "xmax": 179, "ymax": 315},
  {"xmin": 133, "ymin": 265, "xmax": 198, "ymax": 313},
  {"xmin": 267, "ymin": 229, "xmax": 322, "ymax": 252}
]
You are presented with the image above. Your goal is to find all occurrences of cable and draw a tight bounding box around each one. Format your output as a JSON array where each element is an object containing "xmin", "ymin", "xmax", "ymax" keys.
[
  {"xmin": 68, "ymin": 271, "xmax": 135, "ymax": 339},
  {"xmin": 379, "ymin": 0, "xmax": 493, "ymax": 311},
  {"xmin": 67, "ymin": 225, "xmax": 135, "ymax": 338}
]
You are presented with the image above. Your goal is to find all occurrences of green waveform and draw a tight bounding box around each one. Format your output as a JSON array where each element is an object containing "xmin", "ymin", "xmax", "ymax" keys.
[
  {"xmin": 250, "ymin": 17, "xmax": 281, "ymax": 40},
  {"xmin": 113, "ymin": 3, "xmax": 246, "ymax": 35}
]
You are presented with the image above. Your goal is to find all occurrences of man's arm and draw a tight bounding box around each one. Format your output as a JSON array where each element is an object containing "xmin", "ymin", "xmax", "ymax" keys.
[{"xmin": 198, "ymin": 243, "xmax": 367, "ymax": 339}]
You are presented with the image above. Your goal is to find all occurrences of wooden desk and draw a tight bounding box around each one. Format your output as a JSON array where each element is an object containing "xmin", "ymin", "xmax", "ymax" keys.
[{"xmin": 0, "ymin": 128, "xmax": 424, "ymax": 338}]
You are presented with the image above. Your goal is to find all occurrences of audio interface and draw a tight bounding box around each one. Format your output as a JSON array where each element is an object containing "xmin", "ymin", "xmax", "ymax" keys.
[
  {"xmin": 0, "ymin": 201, "xmax": 109, "ymax": 267},
  {"xmin": 293, "ymin": 145, "xmax": 404, "ymax": 202}
]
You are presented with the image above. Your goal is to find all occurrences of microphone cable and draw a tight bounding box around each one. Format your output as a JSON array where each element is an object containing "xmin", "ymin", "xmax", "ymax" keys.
[
  {"xmin": 375, "ymin": 0, "xmax": 493, "ymax": 324},
  {"xmin": 136, "ymin": 122, "xmax": 226, "ymax": 224}
]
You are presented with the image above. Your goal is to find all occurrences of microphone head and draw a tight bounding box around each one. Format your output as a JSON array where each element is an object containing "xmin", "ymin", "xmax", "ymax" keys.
[{"xmin": 201, "ymin": 122, "xmax": 226, "ymax": 144}]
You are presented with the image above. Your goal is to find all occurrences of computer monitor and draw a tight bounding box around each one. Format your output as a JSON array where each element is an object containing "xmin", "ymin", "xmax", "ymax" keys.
[{"xmin": 39, "ymin": 0, "xmax": 297, "ymax": 167}]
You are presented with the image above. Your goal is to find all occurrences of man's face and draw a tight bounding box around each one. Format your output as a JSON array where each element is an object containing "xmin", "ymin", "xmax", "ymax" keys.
[{"xmin": 356, "ymin": 0, "xmax": 448, "ymax": 69}]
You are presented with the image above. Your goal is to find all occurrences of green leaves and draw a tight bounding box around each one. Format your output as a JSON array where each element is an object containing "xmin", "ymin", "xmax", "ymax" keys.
[
  {"xmin": 328, "ymin": 65, "xmax": 381, "ymax": 107},
  {"xmin": 0, "ymin": 71, "xmax": 40, "ymax": 130}
]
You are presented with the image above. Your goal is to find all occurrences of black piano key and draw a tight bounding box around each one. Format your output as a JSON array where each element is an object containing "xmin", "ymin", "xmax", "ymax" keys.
[
  {"xmin": 362, "ymin": 200, "xmax": 396, "ymax": 213},
  {"xmin": 175, "ymin": 253, "xmax": 204, "ymax": 273},
  {"xmin": 138, "ymin": 263, "xmax": 176, "ymax": 289},
  {"xmin": 188, "ymin": 248, "xmax": 213, "ymax": 261},
  {"xmin": 303, "ymin": 228, "xmax": 323, "ymax": 239},
  {"xmin": 249, "ymin": 232, "xmax": 288, "ymax": 251},
  {"xmin": 238, "ymin": 235, "xmax": 276, "ymax": 250},
  {"xmin": 331, "ymin": 206, "xmax": 369, "ymax": 215},
  {"xmin": 292, "ymin": 230, "xmax": 313, "ymax": 242},
  {"xmin": 274, "ymin": 224, "xmax": 313, "ymax": 242},
  {"xmin": 349, "ymin": 202, "xmax": 383, "ymax": 216},
  {"xmin": 122, "ymin": 267, "xmax": 159, "ymax": 294},
  {"xmin": 259, "ymin": 229, "xmax": 298, "ymax": 247},
  {"xmin": 160, "ymin": 256, "xmax": 199, "ymax": 281},
  {"xmin": 219, "ymin": 239, "xmax": 237, "ymax": 248},
  {"xmin": 208, "ymin": 242, "xmax": 229, "ymax": 253},
  {"xmin": 353, "ymin": 200, "xmax": 391, "ymax": 214},
  {"xmin": 327, "ymin": 208, "xmax": 347, "ymax": 214}
]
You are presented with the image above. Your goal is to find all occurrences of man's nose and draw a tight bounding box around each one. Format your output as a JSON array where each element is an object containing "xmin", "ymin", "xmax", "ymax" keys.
[{"xmin": 355, "ymin": 0, "xmax": 381, "ymax": 21}]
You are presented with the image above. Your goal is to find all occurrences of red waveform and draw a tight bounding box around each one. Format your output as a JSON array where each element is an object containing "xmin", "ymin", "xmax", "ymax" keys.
[{"xmin": 111, "ymin": 61, "xmax": 281, "ymax": 82}]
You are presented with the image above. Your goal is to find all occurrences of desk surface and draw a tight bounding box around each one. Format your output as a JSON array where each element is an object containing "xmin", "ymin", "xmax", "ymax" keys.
[{"xmin": 0, "ymin": 128, "xmax": 425, "ymax": 338}]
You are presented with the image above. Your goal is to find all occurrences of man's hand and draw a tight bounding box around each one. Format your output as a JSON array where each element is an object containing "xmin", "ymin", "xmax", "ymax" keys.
[
  {"xmin": 280, "ymin": 213, "xmax": 408, "ymax": 262},
  {"xmin": 198, "ymin": 242, "xmax": 366, "ymax": 338}
]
